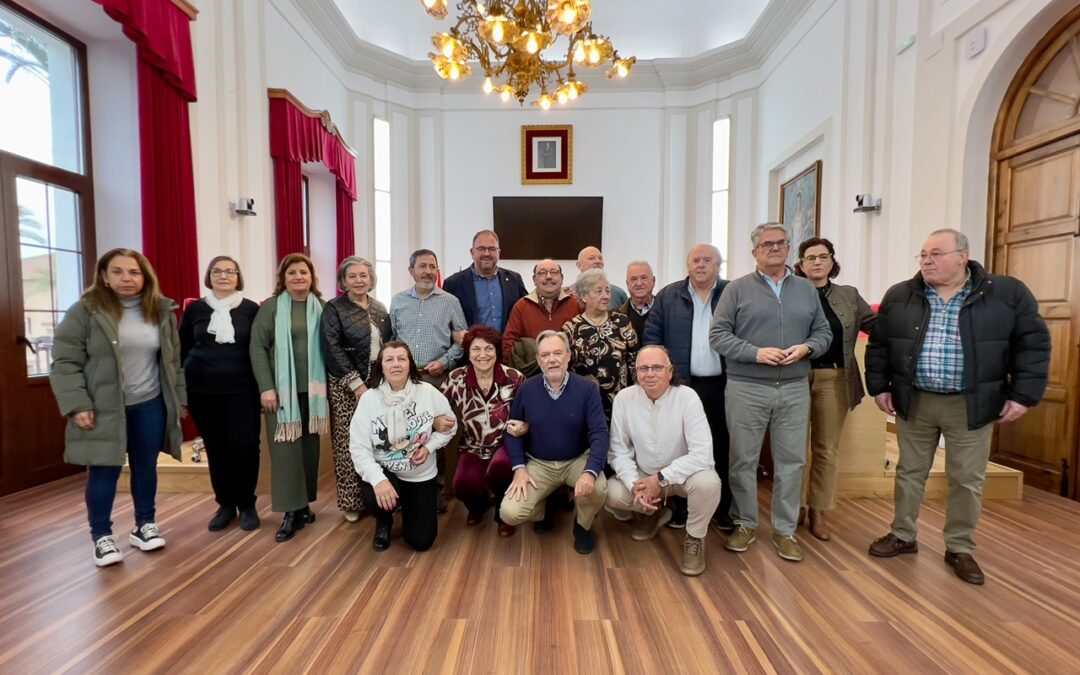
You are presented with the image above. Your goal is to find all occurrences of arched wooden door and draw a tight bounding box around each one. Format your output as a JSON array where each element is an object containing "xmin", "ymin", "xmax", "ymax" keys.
[{"xmin": 989, "ymin": 6, "xmax": 1080, "ymax": 496}]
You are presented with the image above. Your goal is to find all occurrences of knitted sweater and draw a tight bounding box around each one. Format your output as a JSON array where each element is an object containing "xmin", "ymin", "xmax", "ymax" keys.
[{"xmin": 505, "ymin": 372, "xmax": 609, "ymax": 476}]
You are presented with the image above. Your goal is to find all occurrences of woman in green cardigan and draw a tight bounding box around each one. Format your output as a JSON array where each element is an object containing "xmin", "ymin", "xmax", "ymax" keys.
[
  {"xmin": 50, "ymin": 248, "xmax": 186, "ymax": 568},
  {"xmin": 250, "ymin": 253, "xmax": 329, "ymax": 542}
]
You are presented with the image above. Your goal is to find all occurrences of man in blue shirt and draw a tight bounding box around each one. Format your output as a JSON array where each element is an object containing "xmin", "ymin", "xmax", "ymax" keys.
[{"xmin": 442, "ymin": 230, "xmax": 527, "ymax": 334}]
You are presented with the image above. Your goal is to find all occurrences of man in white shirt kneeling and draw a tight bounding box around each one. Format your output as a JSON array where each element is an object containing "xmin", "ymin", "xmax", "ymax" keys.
[{"xmin": 606, "ymin": 345, "xmax": 722, "ymax": 576}]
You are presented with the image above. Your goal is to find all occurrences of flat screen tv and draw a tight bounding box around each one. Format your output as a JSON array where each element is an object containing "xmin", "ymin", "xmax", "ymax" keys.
[{"xmin": 492, "ymin": 196, "xmax": 603, "ymax": 259}]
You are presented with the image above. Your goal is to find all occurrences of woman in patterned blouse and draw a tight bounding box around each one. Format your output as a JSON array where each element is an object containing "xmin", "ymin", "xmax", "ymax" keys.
[
  {"xmin": 562, "ymin": 268, "xmax": 639, "ymax": 421},
  {"xmin": 442, "ymin": 325, "xmax": 527, "ymax": 537}
]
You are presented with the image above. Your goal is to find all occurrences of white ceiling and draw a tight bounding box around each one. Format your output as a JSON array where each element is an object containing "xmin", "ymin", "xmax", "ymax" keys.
[{"xmin": 330, "ymin": 1, "xmax": 773, "ymax": 61}]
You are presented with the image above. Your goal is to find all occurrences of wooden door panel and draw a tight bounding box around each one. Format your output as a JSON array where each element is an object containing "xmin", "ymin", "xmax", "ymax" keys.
[
  {"xmin": 1009, "ymin": 152, "xmax": 1076, "ymax": 228},
  {"xmin": 1004, "ymin": 236, "xmax": 1072, "ymax": 301}
]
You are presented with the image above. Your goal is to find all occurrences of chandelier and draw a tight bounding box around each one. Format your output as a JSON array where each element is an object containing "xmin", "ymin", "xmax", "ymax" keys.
[{"xmin": 420, "ymin": 0, "xmax": 636, "ymax": 109}]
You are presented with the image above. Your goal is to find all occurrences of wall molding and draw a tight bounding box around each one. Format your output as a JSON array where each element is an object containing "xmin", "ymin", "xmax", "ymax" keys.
[{"xmin": 289, "ymin": 0, "xmax": 812, "ymax": 94}]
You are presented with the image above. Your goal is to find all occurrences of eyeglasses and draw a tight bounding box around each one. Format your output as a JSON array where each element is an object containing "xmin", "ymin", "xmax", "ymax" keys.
[
  {"xmin": 535, "ymin": 270, "xmax": 561, "ymax": 277},
  {"xmin": 635, "ymin": 365, "xmax": 670, "ymax": 374},
  {"xmin": 473, "ymin": 246, "xmax": 499, "ymax": 254},
  {"xmin": 915, "ymin": 250, "xmax": 961, "ymax": 262},
  {"xmin": 801, "ymin": 254, "xmax": 832, "ymax": 263},
  {"xmin": 756, "ymin": 239, "xmax": 790, "ymax": 251},
  {"xmin": 210, "ymin": 269, "xmax": 238, "ymax": 277}
]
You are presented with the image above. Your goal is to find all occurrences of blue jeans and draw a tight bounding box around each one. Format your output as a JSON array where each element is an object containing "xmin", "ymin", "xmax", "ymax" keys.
[{"xmin": 86, "ymin": 395, "xmax": 166, "ymax": 541}]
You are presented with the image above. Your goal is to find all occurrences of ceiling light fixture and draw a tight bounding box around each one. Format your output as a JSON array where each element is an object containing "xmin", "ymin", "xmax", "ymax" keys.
[{"xmin": 421, "ymin": 0, "xmax": 634, "ymax": 107}]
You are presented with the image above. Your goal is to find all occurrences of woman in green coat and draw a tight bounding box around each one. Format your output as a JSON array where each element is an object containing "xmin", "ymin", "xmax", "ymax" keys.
[
  {"xmin": 250, "ymin": 253, "xmax": 329, "ymax": 542},
  {"xmin": 50, "ymin": 248, "xmax": 187, "ymax": 568}
]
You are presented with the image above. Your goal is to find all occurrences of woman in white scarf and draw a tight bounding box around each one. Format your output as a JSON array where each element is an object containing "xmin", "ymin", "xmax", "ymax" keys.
[
  {"xmin": 179, "ymin": 256, "xmax": 263, "ymax": 533},
  {"xmin": 349, "ymin": 341, "xmax": 457, "ymax": 552}
]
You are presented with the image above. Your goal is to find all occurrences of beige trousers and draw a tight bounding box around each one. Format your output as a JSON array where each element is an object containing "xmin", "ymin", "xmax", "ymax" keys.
[
  {"xmin": 801, "ymin": 368, "xmax": 849, "ymax": 511},
  {"xmin": 606, "ymin": 470, "xmax": 722, "ymax": 540},
  {"xmin": 499, "ymin": 452, "xmax": 608, "ymax": 529}
]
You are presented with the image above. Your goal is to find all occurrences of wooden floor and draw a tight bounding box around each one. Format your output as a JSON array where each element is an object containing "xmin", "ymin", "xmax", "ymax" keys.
[{"xmin": 3, "ymin": 472, "xmax": 1080, "ymax": 675}]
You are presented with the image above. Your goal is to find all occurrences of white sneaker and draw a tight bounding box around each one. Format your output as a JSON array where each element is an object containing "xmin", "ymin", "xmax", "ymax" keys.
[
  {"xmin": 129, "ymin": 523, "xmax": 166, "ymax": 551},
  {"xmin": 93, "ymin": 535, "xmax": 123, "ymax": 567},
  {"xmin": 604, "ymin": 505, "xmax": 633, "ymax": 522}
]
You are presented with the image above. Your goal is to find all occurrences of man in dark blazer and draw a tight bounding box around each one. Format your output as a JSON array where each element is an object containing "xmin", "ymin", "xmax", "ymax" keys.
[
  {"xmin": 442, "ymin": 230, "xmax": 527, "ymax": 334},
  {"xmin": 643, "ymin": 243, "xmax": 732, "ymax": 530}
]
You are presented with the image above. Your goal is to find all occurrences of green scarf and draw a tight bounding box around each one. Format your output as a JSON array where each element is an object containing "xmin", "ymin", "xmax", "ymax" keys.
[{"xmin": 273, "ymin": 293, "xmax": 328, "ymax": 442}]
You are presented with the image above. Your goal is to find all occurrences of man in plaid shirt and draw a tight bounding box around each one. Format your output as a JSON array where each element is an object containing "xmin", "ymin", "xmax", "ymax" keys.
[{"xmin": 865, "ymin": 229, "xmax": 1050, "ymax": 585}]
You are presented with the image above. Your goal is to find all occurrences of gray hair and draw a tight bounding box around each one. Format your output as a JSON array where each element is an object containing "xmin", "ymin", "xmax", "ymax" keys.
[
  {"xmin": 408, "ymin": 249, "xmax": 439, "ymax": 269},
  {"xmin": 929, "ymin": 228, "xmax": 969, "ymax": 252},
  {"xmin": 536, "ymin": 329, "xmax": 571, "ymax": 352},
  {"xmin": 750, "ymin": 222, "xmax": 789, "ymax": 247},
  {"xmin": 533, "ymin": 259, "xmax": 563, "ymax": 275},
  {"xmin": 574, "ymin": 267, "xmax": 608, "ymax": 298},
  {"xmin": 625, "ymin": 260, "xmax": 654, "ymax": 276},
  {"xmin": 337, "ymin": 256, "xmax": 377, "ymax": 292}
]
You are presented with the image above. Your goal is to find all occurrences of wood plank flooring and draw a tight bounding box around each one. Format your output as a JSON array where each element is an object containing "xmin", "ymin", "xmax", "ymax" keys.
[{"xmin": 3, "ymin": 470, "xmax": 1080, "ymax": 674}]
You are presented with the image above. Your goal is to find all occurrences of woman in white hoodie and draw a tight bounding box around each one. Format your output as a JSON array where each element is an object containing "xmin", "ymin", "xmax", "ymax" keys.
[{"xmin": 350, "ymin": 341, "xmax": 457, "ymax": 551}]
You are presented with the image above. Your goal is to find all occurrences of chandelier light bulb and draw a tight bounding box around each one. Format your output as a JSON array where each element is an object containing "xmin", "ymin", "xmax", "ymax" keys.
[
  {"xmin": 567, "ymin": 82, "xmax": 579, "ymax": 100},
  {"xmin": 574, "ymin": 41, "xmax": 586, "ymax": 62},
  {"xmin": 588, "ymin": 44, "xmax": 601, "ymax": 63},
  {"xmin": 526, "ymin": 32, "xmax": 540, "ymax": 54},
  {"xmin": 442, "ymin": 42, "xmax": 454, "ymax": 58},
  {"xmin": 617, "ymin": 62, "xmax": 628, "ymax": 77},
  {"xmin": 491, "ymin": 20, "xmax": 505, "ymax": 43},
  {"xmin": 423, "ymin": 0, "xmax": 436, "ymax": 7},
  {"xmin": 483, "ymin": 76, "xmax": 494, "ymax": 94},
  {"xmin": 500, "ymin": 87, "xmax": 512, "ymax": 102},
  {"xmin": 556, "ymin": 88, "xmax": 569, "ymax": 104},
  {"xmin": 475, "ymin": 1, "xmax": 486, "ymax": 15},
  {"xmin": 560, "ymin": 3, "xmax": 577, "ymax": 24},
  {"xmin": 449, "ymin": 62, "xmax": 461, "ymax": 80},
  {"xmin": 539, "ymin": 95, "xmax": 552, "ymax": 110}
]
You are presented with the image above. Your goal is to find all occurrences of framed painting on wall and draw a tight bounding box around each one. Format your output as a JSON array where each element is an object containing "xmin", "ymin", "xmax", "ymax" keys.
[
  {"xmin": 779, "ymin": 160, "xmax": 822, "ymax": 266},
  {"xmin": 521, "ymin": 124, "xmax": 572, "ymax": 184}
]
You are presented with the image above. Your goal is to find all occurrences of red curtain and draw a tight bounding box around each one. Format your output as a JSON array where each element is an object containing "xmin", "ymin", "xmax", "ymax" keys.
[
  {"xmin": 273, "ymin": 157, "xmax": 305, "ymax": 257},
  {"xmin": 336, "ymin": 186, "xmax": 355, "ymax": 261},
  {"xmin": 93, "ymin": 0, "xmax": 199, "ymax": 305},
  {"xmin": 268, "ymin": 95, "xmax": 357, "ymax": 263}
]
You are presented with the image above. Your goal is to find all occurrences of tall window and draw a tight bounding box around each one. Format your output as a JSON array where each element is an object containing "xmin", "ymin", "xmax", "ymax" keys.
[
  {"xmin": 1, "ymin": 2, "xmax": 93, "ymax": 378},
  {"xmin": 373, "ymin": 117, "xmax": 391, "ymax": 305},
  {"xmin": 711, "ymin": 118, "xmax": 730, "ymax": 278}
]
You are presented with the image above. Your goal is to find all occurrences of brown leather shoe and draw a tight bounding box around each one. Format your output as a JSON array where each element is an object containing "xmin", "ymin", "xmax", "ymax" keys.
[
  {"xmin": 945, "ymin": 551, "xmax": 985, "ymax": 585},
  {"xmin": 808, "ymin": 508, "xmax": 831, "ymax": 541},
  {"xmin": 868, "ymin": 532, "xmax": 918, "ymax": 557},
  {"xmin": 497, "ymin": 522, "xmax": 516, "ymax": 538}
]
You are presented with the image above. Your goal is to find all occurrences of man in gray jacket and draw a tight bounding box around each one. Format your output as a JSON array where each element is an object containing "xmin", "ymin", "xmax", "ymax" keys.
[{"xmin": 709, "ymin": 223, "xmax": 832, "ymax": 562}]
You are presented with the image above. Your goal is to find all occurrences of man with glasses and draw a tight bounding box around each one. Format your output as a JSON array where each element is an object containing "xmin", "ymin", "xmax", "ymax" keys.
[
  {"xmin": 643, "ymin": 243, "xmax": 732, "ymax": 531},
  {"xmin": 390, "ymin": 249, "xmax": 469, "ymax": 512},
  {"xmin": 502, "ymin": 259, "xmax": 582, "ymax": 374},
  {"xmin": 865, "ymin": 228, "xmax": 1049, "ymax": 585},
  {"xmin": 709, "ymin": 223, "xmax": 832, "ymax": 562},
  {"xmin": 606, "ymin": 346, "xmax": 722, "ymax": 575},
  {"xmin": 500, "ymin": 330, "xmax": 609, "ymax": 554},
  {"xmin": 442, "ymin": 230, "xmax": 527, "ymax": 334}
]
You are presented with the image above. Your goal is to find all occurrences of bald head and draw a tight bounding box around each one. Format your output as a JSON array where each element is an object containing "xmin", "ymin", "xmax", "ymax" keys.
[
  {"xmin": 687, "ymin": 243, "xmax": 722, "ymax": 289},
  {"xmin": 576, "ymin": 246, "xmax": 604, "ymax": 273}
]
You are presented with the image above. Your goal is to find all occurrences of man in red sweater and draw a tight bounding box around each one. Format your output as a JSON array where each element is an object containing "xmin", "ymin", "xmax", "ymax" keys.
[{"xmin": 501, "ymin": 259, "xmax": 581, "ymax": 373}]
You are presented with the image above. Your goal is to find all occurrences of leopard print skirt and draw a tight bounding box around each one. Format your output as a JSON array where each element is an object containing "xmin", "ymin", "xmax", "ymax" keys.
[{"xmin": 328, "ymin": 374, "xmax": 364, "ymax": 513}]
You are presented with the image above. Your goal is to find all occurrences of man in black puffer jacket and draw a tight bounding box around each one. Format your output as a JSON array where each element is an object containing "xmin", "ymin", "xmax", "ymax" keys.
[{"xmin": 865, "ymin": 228, "xmax": 1050, "ymax": 586}]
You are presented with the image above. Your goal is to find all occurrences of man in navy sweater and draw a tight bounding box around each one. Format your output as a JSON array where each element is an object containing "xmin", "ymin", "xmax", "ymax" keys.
[{"xmin": 500, "ymin": 330, "xmax": 610, "ymax": 554}]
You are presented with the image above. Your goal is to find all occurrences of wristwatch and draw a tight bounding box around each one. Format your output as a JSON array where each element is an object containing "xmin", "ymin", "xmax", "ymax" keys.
[{"xmin": 657, "ymin": 471, "xmax": 670, "ymax": 488}]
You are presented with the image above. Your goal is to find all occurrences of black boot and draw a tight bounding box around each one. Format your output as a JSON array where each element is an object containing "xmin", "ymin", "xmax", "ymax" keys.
[
  {"xmin": 373, "ymin": 520, "xmax": 392, "ymax": 551},
  {"xmin": 239, "ymin": 508, "xmax": 260, "ymax": 531},
  {"xmin": 275, "ymin": 511, "xmax": 306, "ymax": 542},
  {"xmin": 573, "ymin": 521, "xmax": 595, "ymax": 555},
  {"xmin": 302, "ymin": 506, "xmax": 316, "ymax": 524},
  {"xmin": 533, "ymin": 497, "xmax": 559, "ymax": 533}
]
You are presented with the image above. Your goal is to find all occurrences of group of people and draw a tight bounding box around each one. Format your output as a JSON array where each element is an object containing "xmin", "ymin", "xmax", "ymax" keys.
[{"xmin": 49, "ymin": 224, "xmax": 1050, "ymax": 585}]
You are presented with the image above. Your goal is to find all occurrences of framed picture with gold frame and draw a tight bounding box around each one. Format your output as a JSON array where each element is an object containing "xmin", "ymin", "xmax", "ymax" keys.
[
  {"xmin": 779, "ymin": 160, "xmax": 822, "ymax": 267},
  {"xmin": 521, "ymin": 124, "xmax": 573, "ymax": 184}
]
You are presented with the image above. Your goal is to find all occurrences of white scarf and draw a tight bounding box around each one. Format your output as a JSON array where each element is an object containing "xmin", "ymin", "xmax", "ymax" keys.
[
  {"xmin": 204, "ymin": 292, "xmax": 243, "ymax": 344},
  {"xmin": 378, "ymin": 379, "xmax": 417, "ymax": 444}
]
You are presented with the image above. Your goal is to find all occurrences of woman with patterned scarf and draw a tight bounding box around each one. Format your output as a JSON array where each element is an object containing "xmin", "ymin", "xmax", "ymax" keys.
[{"xmin": 251, "ymin": 253, "xmax": 329, "ymax": 543}]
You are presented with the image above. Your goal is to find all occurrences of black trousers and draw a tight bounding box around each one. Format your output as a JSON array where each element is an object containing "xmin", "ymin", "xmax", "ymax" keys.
[
  {"xmin": 690, "ymin": 374, "xmax": 732, "ymax": 523},
  {"xmin": 360, "ymin": 474, "xmax": 438, "ymax": 551},
  {"xmin": 187, "ymin": 391, "xmax": 262, "ymax": 511}
]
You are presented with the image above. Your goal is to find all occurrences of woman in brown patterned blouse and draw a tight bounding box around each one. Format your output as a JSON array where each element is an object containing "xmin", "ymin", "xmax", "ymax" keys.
[
  {"xmin": 442, "ymin": 325, "xmax": 526, "ymax": 537},
  {"xmin": 562, "ymin": 268, "xmax": 639, "ymax": 421}
]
